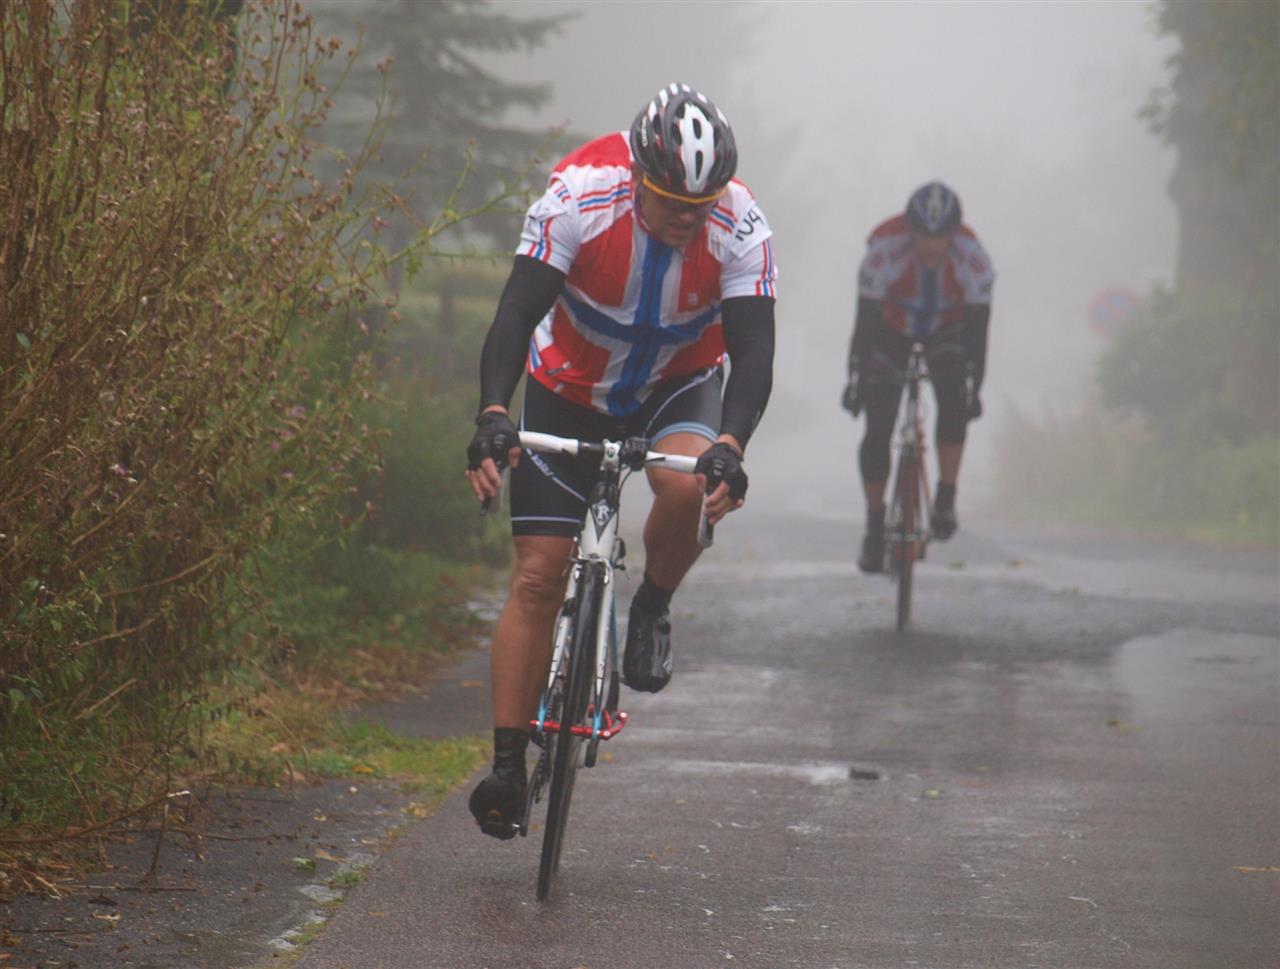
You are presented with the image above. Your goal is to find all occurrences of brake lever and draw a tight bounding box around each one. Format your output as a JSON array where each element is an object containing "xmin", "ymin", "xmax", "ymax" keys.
[
  {"xmin": 697, "ymin": 513, "xmax": 714, "ymax": 549},
  {"xmin": 479, "ymin": 477, "xmax": 503, "ymax": 517}
]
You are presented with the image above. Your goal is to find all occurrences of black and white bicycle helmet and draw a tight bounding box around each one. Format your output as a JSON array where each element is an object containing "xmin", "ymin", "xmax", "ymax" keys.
[
  {"xmin": 629, "ymin": 83, "xmax": 738, "ymax": 202},
  {"xmin": 905, "ymin": 181, "xmax": 963, "ymax": 235}
]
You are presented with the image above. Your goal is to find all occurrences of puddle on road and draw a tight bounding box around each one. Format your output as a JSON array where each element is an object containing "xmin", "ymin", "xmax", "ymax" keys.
[
  {"xmin": 665, "ymin": 760, "xmax": 866, "ymax": 786},
  {"xmin": 1115, "ymin": 628, "xmax": 1279, "ymax": 728}
]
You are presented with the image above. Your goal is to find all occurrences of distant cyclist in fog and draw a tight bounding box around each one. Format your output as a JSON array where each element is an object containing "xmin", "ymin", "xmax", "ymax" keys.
[
  {"xmin": 463, "ymin": 83, "xmax": 778, "ymax": 838},
  {"xmin": 841, "ymin": 181, "xmax": 994, "ymax": 571}
]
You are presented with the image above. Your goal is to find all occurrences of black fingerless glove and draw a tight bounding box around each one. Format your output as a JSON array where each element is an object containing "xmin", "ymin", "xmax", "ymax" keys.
[
  {"xmin": 841, "ymin": 356, "xmax": 864, "ymax": 416},
  {"xmin": 695, "ymin": 442, "xmax": 748, "ymax": 501},
  {"xmin": 466, "ymin": 411, "xmax": 519, "ymax": 472}
]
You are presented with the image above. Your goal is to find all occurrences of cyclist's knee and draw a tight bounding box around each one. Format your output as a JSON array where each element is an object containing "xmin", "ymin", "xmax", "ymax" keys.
[
  {"xmin": 510, "ymin": 538, "xmax": 573, "ymax": 608},
  {"xmin": 648, "ymin": 432, "xmax": 711, "ymax": 506},
  {"xmin": 652, "ymin": 467, "xmax": 704, "ymax": 508}
]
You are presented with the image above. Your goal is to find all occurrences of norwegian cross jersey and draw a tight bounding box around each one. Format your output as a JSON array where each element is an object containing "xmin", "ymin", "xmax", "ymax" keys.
[
  {"xmin": 857, "ymin": 214, "xmax": 994, "ymax": 339},
  {"xmin": 516, "ymin": 132, "xmax": 778, "ymax": 417}
]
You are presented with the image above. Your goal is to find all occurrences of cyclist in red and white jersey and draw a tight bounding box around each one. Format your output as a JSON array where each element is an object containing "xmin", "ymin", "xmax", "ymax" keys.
[
  {"xmin": 841, "ymin": 181, "xmax": 994, "ymax": 571},
  {"xmin": 463, "ymin": 84, "xmax": 778, "ymax": 837}
]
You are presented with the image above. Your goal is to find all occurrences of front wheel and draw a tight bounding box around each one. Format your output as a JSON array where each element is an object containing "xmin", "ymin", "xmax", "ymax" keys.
[{"xmin": 536, "ymin": 563, "xmax": 602, "ymax": 901}]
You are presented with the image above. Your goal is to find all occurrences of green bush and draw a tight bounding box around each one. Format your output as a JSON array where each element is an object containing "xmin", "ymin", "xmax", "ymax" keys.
[
  {"xmin": 0, "ymin": 1, "xmax": 394, "ymax": 836},
  {"xmin": 1099, "ymin": 288, "xmax": 1278, "ymax": 445},
  {"xmin": 991, "ymin": 400, "xmax": 1279, "ymax": 546}
]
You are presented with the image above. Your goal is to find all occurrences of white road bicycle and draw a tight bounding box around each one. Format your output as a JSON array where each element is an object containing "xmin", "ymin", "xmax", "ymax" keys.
[{"xmin": 500, "ymin": 431, "xmax": 713, "ymax": 901}]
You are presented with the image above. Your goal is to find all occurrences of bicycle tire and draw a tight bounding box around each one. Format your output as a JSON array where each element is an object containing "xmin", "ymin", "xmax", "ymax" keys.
[
  {"xmin": 895, "ymin": 454, "xmax": 917, "ymax": 632},
  {"xmin": 536, "ymin": 563, "xmax": 602, "ymax": 901}
]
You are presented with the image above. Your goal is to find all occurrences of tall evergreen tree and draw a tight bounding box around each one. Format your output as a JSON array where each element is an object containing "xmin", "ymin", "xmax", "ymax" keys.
[{"xmin": 313, "ymin": 0, "xmax": 568, "ymax": 256}]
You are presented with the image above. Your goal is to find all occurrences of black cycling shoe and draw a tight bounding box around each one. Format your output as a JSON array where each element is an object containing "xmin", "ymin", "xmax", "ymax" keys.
[
  {"xmin": 468, "ymin": 768, "xmax": 526, "ymax": 840},
  {"xmin": 931, "ymin": 503, "xmax": 958, "ymax": 541},
  {"xmin": 858, "ymin": 528, "xmax": 885, "ymax": 573},
  {"xmin": 623, "ymin": 595, "xmax": 673, "ymax": 693}
]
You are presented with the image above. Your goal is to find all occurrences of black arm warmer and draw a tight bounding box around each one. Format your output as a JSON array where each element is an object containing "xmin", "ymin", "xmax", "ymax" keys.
[
  {"xmin": 478, "ymin": 255, "xmax": 565, "ymax": 411},
  {"xmin": 849, "ymin": 297, "xmax": 883, "ymax": 373},
  {"xmin": 961, "ymin": 303, "xmax": 991, "ymax": 386},
  {"xmin": 720, "ymin": 295, "xmax": 776, "ymax": 449}
]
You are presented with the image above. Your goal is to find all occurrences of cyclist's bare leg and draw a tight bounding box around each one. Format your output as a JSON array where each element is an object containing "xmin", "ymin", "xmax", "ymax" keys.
[
  {"xmin": 937, "ymin": 443, "xmax": 963, "ymax": 486},
  {"xmin": 489, "ymin": 535, "xmax": 574, "ymax": 729},
  {"xmin": 641, "ymin": 431, "xmax": 712, "ymax": 591}
]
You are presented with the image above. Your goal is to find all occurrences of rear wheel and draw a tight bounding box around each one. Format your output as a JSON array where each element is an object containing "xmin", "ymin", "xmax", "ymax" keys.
[
  {"xmin": 536, "ymin": 564, "xmax": 602, "ymax": 901},
  {"xmin": 894, "ymin": 454, "xmax": 918, "ymax": 632}
]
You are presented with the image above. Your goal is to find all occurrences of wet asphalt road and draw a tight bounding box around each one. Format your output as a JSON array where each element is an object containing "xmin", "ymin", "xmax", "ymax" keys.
[{"xmin": 294, "ymin": 508, "xmax": 1280, "ymax": 969}]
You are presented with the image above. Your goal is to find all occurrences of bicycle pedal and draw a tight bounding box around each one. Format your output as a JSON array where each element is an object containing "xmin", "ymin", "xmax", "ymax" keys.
[{"xmin": 477, "ymin": 816, "xmax": 521, "ymax": 840}]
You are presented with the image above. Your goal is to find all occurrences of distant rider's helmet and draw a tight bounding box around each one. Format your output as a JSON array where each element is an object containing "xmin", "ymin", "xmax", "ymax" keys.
[
  {"xmin": 629, "ymin": 83, "xmax": 738, "ymax": 203},
  {"xmin": 905, "ymin": 181, "xmax": 963, "ymax": 236}
]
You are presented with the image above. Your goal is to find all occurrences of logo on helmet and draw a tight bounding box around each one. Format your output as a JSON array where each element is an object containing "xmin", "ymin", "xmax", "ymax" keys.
[{"xmin": 924, "ymin": 184, "xmax": 948, "ymax": 222}]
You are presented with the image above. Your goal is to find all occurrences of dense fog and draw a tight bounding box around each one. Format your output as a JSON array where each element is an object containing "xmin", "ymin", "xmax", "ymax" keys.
[{"xmin": 479, "ymin": 0, "xmax": 1179, "ymax": 513}]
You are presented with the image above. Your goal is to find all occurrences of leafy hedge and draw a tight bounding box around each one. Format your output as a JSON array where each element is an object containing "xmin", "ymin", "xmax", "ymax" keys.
[{"xmin": 0, "ymin": 1, "xmax": 396, "ymax": 839}]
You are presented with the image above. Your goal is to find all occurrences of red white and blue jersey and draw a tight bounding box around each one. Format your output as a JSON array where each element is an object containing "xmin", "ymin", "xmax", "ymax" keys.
[
  {"xmin": 857, "ymin": 215, "xmax": 994, "ymax": 339},
  {"xmin": 517, "ymin": 132, "xmax": 778, "ymax": 417}
]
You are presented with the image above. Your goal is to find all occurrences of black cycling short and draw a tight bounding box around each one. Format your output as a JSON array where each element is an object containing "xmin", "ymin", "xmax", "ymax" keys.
[
  {"xmin": 859, "ymin": 325, "xmax": 970, "ymax": 483},
  {"xmin": 510, "ymin": 369, "xmax": 722, "ymax": 537}
]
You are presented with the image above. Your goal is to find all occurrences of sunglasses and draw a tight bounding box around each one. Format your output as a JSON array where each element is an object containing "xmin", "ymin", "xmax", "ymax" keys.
[{"xmin": 641, "ymin": 175, "xmax": 724, "ymax": 214}]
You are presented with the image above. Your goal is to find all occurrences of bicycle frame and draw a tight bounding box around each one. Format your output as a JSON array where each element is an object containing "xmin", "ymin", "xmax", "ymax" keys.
[
  {"xmin": 889, "ymin": 344, "xmax": 933, "ymax": 551},
  {"xmin": 522, "ymin": 432, "xmax": 702, "ymax": 743},
  {"xmin": 531, "ymin": 437, "xmax": 627, "ymax": 748}
]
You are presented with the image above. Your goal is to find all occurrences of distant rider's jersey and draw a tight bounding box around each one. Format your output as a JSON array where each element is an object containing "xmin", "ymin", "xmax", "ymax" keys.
[
  {"xmin": 857, "ymin": 214, "xmax": 994, "ymax": 340},
  {"xmin": 516, "ymin": 132, "xmax": 778, "ymax": 417}
]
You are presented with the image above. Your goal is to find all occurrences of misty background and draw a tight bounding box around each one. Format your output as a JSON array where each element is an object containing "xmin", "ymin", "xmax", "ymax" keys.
[
  {"xmin": 6, "ymin": 0, "xmax": 1273, "ymax": 888},
  {"xmin": 475, "ymin": 0, "xmax": 1180, "ymax": 514}
]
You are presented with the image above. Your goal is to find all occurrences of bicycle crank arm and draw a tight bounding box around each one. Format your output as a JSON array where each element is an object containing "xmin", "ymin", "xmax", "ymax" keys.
[{"xmin": 530, "ymin": 709, "xmax": 629, "ymax": 742}]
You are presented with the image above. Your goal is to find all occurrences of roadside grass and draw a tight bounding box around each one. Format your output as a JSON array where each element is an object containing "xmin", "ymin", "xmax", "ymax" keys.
[
  {"xmin": 989, "ymin": 494, "xmax": 1278, "ymax": 548},
  {"xmin": 990, "ymin": 404, "xmax": 1279, "ymax": 549},
  {"xmin": 191, "ymin": 669, "xmax": 489, "ymax": 799},
  {"xmin": 0, "ymin": 566, "xmax": 498, "ymax": 899}
]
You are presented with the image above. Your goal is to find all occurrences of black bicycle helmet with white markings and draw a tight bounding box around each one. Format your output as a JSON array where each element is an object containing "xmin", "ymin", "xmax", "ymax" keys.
[
  {"xmin": 629, "ymin": 83, "xmax": 738, "ymax": 202},
  {"xmin": 905, "ymin": 181, "xmax": 963, "ymax": 235}
]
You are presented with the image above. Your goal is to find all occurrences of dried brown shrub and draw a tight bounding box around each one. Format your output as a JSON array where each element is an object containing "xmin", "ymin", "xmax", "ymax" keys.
[{"xmin": 0, "ymin": 0, "xmax": 400, "ymax": 849}]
